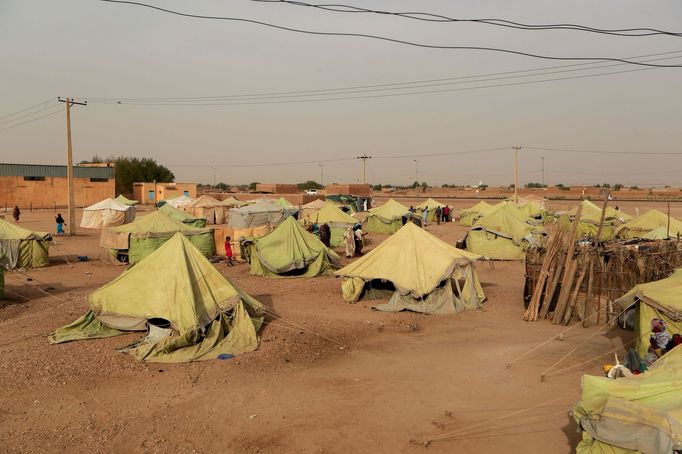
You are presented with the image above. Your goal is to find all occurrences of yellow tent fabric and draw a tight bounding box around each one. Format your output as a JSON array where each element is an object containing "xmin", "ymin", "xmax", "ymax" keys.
[
  {"xmin": 221, "ymin": 196, "xmax": 248, "ymax": 207},
  {"xmin": 560, "ymin": 200, "xmax": 632, "ymax": 241},
  {"xmin": 308, "ymin": 203, "xmax": 357, "ymax": 247},
  {"xmin": 364, "ymin": 199, "xmax": 410, "ymax": 234},
  {"xmin": 299, "ymin": 199, "xmax": 327, "ymax": 224},
  {"xmin": 80, "ymin": 198, "xmax": 136, "ymax": 229},
  {"xmin": 465, "ymin": 202, "xmax": 542, "ymax": 260},
  {"xmin": 335, "ymin": 223, "xmax": 485, "ymax": 313},
  {"xmin": 114, "ymin": 194, "xmax": 139, "ymax": 206},
  {"xmin": 615, "ymin": 209, "xmax": 682, "ymax": 240},
  {"xmin": 460, "ymin": 201, "xmax": 493, "ymax": 226},
  {"xmin": 0, "ymin": 218, "xmax": 51, "ymax": 270},
  {"xmin": 615, "ymin": 269, "xmax": 682, "ymax": 357},
  {"xmin": 415, "ymin": 198, "xmax": 446, "ymax": 222},
  {"xmin": 573, "ymin": 346, "xmax": 682, "ymax": 454},
  {"xmin": 189, "ymin": 195, "xmax": 228, "ymax": 224},
  {"xmin": 50, "ymin": 233, "xmax": 265, "ymax": 362}
]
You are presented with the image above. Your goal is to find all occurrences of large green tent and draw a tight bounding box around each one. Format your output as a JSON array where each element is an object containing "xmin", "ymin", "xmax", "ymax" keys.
[
  {"xmin": 464, "ymin": 202, "xmax": 543, "ymax": 260},
  {"xmin": 615, "ymin": 209, "xmax": 682, "ymax": 240},
  {"xmin": 615, "ymin": 269, "xmax": 682, "ymax": 357},
  {"xmin": 0, "ymin": 218, "xmax": 51, "ymax": 270},
  {"xmin": 572, "ymin": 346, "xmax": 682, "ymax": 454},
  {"xmin": 100, "ymin": 211, "xmax": 215, "ymax": 264},
  {"xmin": 50, "ymin": 233, "xmax": 265, "ymax": 362},
  {"xmin": 559, "ymin": 200, "xmax": 632, "ymax": 241},
  {"xmin": 158, "ymin": 203, "xmax": 207, "ymax": 228},
  {"xmin": 363, "ymin": 199, "xmax": 410, "ymax": 234},
  {"xmin": 114, "ymin": 194, "xmax": 139, "ymax": 206},
  {"xmin": 244, "ymin": 217, "xmax": 340, "ymax": 277},
  {"xmin": 459, "ymin": 201, "xmax": 493, "ymax": 226},
  {"xmin": 336, "ymin": 222, "xmax": 485, "ymax": 314},
  {"xmin": 415, "ymin": 198, "xmax": 447, "ymax": 222},
  {"xmin": 308, "ymin": 202, "xmax": 357, "ymax": 247}
]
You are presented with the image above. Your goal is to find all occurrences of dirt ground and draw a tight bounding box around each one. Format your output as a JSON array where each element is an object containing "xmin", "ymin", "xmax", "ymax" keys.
[{"xmin": 1, "ymin": 198, "xmax": 670, "ymax": 453}]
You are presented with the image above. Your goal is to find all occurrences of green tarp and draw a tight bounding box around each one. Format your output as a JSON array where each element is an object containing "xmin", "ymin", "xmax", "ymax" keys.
[
  {"xmin": 308, "ymin": 202, "xmax": 357, "ymax": 247},
  {"xmin": 573, "ymin": 346, "xmax": 682, "ymax": 454},
  {"xmin": 336, "ymin": 222, "xmax": 485, "ymax": 313},
  {"xmin": 114, "ymin": 194, "xmax": 138, "ymax": 206},
  {"xmin": 459, "ymin": 201, "xmax": 493, "ymax": 226},
  {"xmin": 364, "ymin": 199, "xmax": 410, "ymax": 234},
  {"xmin": 0, "ymin": 218, "xmax": 51, "ymax": 270},
  {"xmin": 560, "ymin": 200, "xmax": 632, "ymax": 241},
  {"xmin": 158, "ymin": 203, "xmax": 207, "ymax": 228},
  {"xmin": 615, "ymin": 209, "xmax": 682, "ymax": 240},
  {"xmin": 245, "ymin": 217, "xmax": 340, "ymax": 277},
  {"xmin": 101, "ymin": 211, "xmax": 214, "ymax": 264},
  {"xmin": 50, "ymin": 233, "xmax": 265, "ymax": 362}
]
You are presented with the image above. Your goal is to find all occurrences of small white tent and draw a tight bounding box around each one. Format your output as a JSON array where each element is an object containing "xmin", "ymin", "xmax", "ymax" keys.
[
  {"xmin": 165, "ymin": 195, "xmax": 194, "ymax": 210},
  {"xmin": 80, "ymin": 198, "xmax": 135, "ymax": 229}
]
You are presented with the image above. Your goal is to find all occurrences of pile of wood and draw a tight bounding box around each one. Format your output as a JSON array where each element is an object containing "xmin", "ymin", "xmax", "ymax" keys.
[{"xmin": 523, "ymin": 204, "xmax": 682, "ymax": 326}]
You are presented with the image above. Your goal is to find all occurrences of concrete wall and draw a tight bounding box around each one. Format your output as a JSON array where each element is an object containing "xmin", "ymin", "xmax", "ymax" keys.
[
  {"xmin": 133, "ymin": 182, "xmax": 197, "ymax": 205},
  {"xmin": 325, "ymin": 184, "xmax": 371, "ymax": 196},
  {"xmin": 0, "ymin": 175, "xmax": 114, "ymax": 210},
  {"xmin": 255, "ymin": 184, "xmax": 299, "ymax": 194}
]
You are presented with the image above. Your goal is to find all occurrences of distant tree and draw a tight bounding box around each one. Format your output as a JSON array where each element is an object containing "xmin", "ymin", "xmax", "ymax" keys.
[
  {"xmin": 215, "ymin": 183, "xmax": 230, "ymax": 191},
  {"xmin": 297, "ymin": 180, "xmax": 324, "ymax": 191},
  {"xmin": 80, "ymin": 155, "xmax": 104, "ymax": 165},
  {"xmin": 248, "ymin": 182, "xmax": 260, "ymax": 191},
  {"xmin": 410, "ymin": 181, "xmax": 419, "ymax": 189},
  {"xmin": 372, "ymin": 184, "xmax": 383, "ymax": 191},
  {"xmin": 630, "ymin": 185, "xmax": 639, "ymax": 190},
  {"xmin": 525, "ymin": 182, "xmax": 545, "ymax": 188},
  {"xmin": 420, "ymin": 181, "xmax": 428, "ymax": 188},
  {"xmin": 613, "ymin": 183, "xmax": 623, "ymax": 191},
  {"xmin": 555, "ymin": 183, "xmax": 571, "ymax": 191},
  {"xmin": 106, "ymin": 156, "xmax": 174, "ymax": 195}
]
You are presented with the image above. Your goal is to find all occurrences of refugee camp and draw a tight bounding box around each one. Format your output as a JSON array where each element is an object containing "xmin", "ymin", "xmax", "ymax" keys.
[{"xmin": 2, "ymin": 1, "xmax": 681, "ymax": 453}]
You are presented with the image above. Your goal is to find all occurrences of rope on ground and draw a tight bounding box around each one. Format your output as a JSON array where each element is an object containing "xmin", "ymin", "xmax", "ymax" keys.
[
  {"xmin": 49, "ymin": 239, "xmax": 73, "ymax": 267},
  {"xmin": 259, "ymin": 310, "xmax": 346, "ymax": 348},
  {"xmin": 432, "ymin": 409, "xmax": 568, "ymax": 439},
  {"xmin": 411, "ymin": 394, "xmax": 575, "ymax": 446},
  {"xmin": 5, "ymin": 273, "xmax": 67, "ymax": 303}
]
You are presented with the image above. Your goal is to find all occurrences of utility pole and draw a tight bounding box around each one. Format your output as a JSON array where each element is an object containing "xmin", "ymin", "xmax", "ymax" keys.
[
  {"xmin": 356, "ymin": 154, "xmax": 372, "ymax": 184},
  {"xmin": 512, "ymin": 146, "xmax": 521, "ymax": 203},
  {"xmin": 413, "ymin": 159, "xmax": 420, "ymax": 185},
  {"xmin": 58, "ymin": 97, "xmax": 87, "ymax": 236},
  {"xmin": 318, "ymin": 164, "xmax": 324, "ymax": 186},
  {"xmin": 541, "ymin": 156, "xmax": 545, "ymax": 187}
]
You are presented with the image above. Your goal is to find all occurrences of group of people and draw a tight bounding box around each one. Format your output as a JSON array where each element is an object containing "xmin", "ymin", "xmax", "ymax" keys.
[
  {"xmin": 403, "ymin": 205, "xmax": 452, "ymax": 227},
  {"xmin": 343, "ymin": 224, "xmax": 366, "ymax": 258},
  {"xmin": 11, "ymin": 205, "xmax": 66, "ymax": 235},
  {"xmin": 645, "ymin": 318, "xmax": 682, "ymax": 364}
]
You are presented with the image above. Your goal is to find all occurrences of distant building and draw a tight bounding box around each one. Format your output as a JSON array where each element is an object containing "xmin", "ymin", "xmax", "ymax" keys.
[
  {"xmin": 255, "ymin": 183, "xmax": 299, "ymax": 194},
  {"xmin": 0, "ymin": 163, "xmax": 114, "ymax": 209},
  {"xmin": 133, "ymin": 182, "xmax": 197, "ymax": 205},
  {"xmin": 325, "ymin": 184, "xmax": 371, "ymax": 197}
]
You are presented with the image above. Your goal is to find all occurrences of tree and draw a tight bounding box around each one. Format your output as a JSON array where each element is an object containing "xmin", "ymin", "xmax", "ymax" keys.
[
  {"xmin": 215, "ymin": 183, "xmax": 230, "ymax": 191},
  {"xmin": 81, "ymin": 156, "xmax": 174, "ymax": 195},
  {"xmin": 297, "ymin": 180, "xmax": 324, "ymax": 191},
  {"xmin": 372, "ymin": 184, "xmax": 383, "ymax": 191},
  {"xmin": 248, "ymin": 182, "xmax": 260, "ymax": 191},
  {"xmin": 613, "ymin": 183, "xmax": 623, "ymax": 191},
  {"xmin": 525, "ymin": 182, "xmax": 545, "ymax": 188}
]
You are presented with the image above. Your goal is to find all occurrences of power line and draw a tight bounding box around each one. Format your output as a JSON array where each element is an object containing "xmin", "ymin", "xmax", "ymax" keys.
[
  {"xmin": 99, "ymin": 1, "xmax": 682, "ymax": 68},
  {"xmin": 251, "ymin": 0, "xmax": 682, "ymax": 38},
  {"xmin": 0, "ymin": 99, "xmax": 58, "ymax": 122},
  {"xmin": 0, "ymin": 102, "xmax": 62, "ymax": 127},
  {"xmin": 84, "ymin": 50, "xmax": 682, "ymax": 103},
  {"xmin": 168, "ymin": 156, "xmax": 356, "ymax": 168},
  {"xmin": 525, "ymin": 146, "xmax": 682, "ymax": 156},
  {"xmin": 0, "ymin": 107, "xmax": 63, "ymax": 133}
]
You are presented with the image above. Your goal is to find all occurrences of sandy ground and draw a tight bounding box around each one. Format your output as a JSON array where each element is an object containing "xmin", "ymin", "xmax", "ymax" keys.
[{"xmin": 1, "ymin": 199, "xmax": 666, "ymax": 453}]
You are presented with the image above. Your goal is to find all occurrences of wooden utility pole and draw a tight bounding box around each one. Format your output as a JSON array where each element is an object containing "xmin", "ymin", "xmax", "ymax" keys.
[
  {"xmin": 58, "ymin": 97, "xmax": 87, "ymax": 236},
  {"xmin": 512, "ymin": 146, "xmax": 521, "ymax": 203},
  {"xmin": 356, "ymin": 154, "xmax": 372, "ymax": 184}
]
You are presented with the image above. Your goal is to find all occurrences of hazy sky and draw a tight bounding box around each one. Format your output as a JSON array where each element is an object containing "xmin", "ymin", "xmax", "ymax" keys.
[{"xmin": 1, "ymin": 0, "xmax": 681, "ymax": 187}]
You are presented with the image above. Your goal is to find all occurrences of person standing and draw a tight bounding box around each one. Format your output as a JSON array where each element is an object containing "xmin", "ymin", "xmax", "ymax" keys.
[
  {"xmin": 421, "ymin": 207, "xmax": 428, "ymax": 227},
  {"xmin": 224, "ymin": 236, "xmax": 235, "ymax": 266},
  {"xmin": 435, "ymin": 206, "xmax": 441, "ymax": 225},
  {"xmin": 353, "ymin": 225, "xmax": 366, "ymax": 256},
  {"xmin": 443, "ymin": 205, "xmax": 450, "ymax": 222},
  {"xmin": 55, "ymin": 213, "xmax": 66, "ymax": 234},
  {"xmin": 319, "ymin": 223, "xmax": 331, "ymax": 248},
  {"xmin": 343, "ymin": 225, "xmax": 356, "ymax": 258},
  {"xmin": 12, "ymin": 205, "xmax": 20, "ymax": 222}
]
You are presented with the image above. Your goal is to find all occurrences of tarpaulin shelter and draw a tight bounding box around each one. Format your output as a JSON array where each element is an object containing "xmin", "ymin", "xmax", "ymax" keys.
[
  {"xmin": 189, "ymin": 195, "xmax": 227, "ymax": 224},
  {"xmin": 243, "ymin": 217, "xmax": 340, "ymax": 277},
  {"xmin": 615, "ymin": 209, "xmax": 682, "ymax": 240},
  {"xmin": 299, "ymin": 199, "xmax": 327, "ymax": 224},
  {"xmin": 114, "ymin": 194, "xmax": 138, "ymax": 206},
  {"xmin": 615, "ymin": 270, "xmax": 682, "ymax": 357},
  {"xmin": 0, "ymin": 218, "xmax": 51, "ymax": 270},
  {"xmin": 100, "ymin": 211, "xmax": 215, "ymax": 264},
  {"xmin": 464, "ymin": 202, "xmax": 543, "ymax": 260},
  {"xmin": 308, "ymin": 202, "xmax": 357, "ymax": 247},
  {"xmin": 275, "ymin": 197, "xmax": 299, "ymax": 218},
  {"xmin": 415, "ymin": 198, "xmax": 447, "ymax": 222},
  {"xmin": 228, "ymin": 199, "xmax": 287, "ymax": 240},
  {"xmin": 364, "ymin": 199, "xmax": 410, "ymax": 234},
  {"xmin": 50, "ymin": 233, "xmax": 265, "ymax": 363},
  {"xmin": 459, "ymin": 201, "xmax": 493, "ymax": 226},
  {"xmin": 336, "ymin": 222, "xmax": 485, "ymax": 313},
  {"xmin": 326, "ymin": 194, "xmax": 370, "ymax": 213},
  {"xmin": 572, "ymin": 346, "xmax": 682, "ymax": 454},
  {"xmin": 559, "ymin": 200, "xmax": 632, "ymax": 241},
  {"xmin": 158, "ymin": 203, "xmax": 207, "ymax": 228},
  {"xmin": 221, "ymin": 196, "xmax": 248, "ymax": 208},
  {"xmin": 80, "ymin": 198, "xmax": 136, "ymax": 229},
  {"xmin": 165, "ymin": 194, "xmax": 194, "ymax": 209}
]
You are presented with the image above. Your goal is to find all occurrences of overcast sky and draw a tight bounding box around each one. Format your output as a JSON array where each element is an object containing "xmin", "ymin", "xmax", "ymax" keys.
[{"xmin": 1, "ymin": 0, "xmax": 681, "ymax": 187}]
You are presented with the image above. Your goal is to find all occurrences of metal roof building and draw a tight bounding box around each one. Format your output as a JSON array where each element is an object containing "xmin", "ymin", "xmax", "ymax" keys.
[{"xmin": 0, "ymin": 163, "xmax": 114, "ymax": 179}]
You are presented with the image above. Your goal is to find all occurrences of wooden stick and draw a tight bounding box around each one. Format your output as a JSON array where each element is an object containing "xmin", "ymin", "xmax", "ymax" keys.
[
  {"xmin": 562, "ymin": 261, "xmax": 588, "ymax": 325},
  {"xmin": 552, "ymin": 205, "xmax": 583, "ymax": 324},
  {"xmin": 582, "ymin": 254, "xmax": 595, "ymax": 327}
]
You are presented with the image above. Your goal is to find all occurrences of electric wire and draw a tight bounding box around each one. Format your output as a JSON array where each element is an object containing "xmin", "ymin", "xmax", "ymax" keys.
[
  {"xmin": 0, "ymin": 102, "xmax": 62, "ymax": 127},
  {"xmin": 0, "ymin": 98, "xmax": 57, "ymax": 122},
  {"xmin": 98, "ymin": 0, "xmax": 682, "ymax": 68},
  {"xmin": 251, "ymin": 0, "xmax": 682, "ymax": 38},
  {"xmin": 0, "ymin": 106, "xmax": 63, "ymax": 133}
]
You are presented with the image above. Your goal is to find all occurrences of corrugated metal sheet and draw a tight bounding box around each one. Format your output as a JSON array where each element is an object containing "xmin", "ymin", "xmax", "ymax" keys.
[{"xmin": 0, "ymin": 163, "xmax": 114, "ymax": 179}]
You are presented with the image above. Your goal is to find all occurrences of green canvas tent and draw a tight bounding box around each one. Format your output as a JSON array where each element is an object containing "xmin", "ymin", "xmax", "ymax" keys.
[
  {"xmin": 559, "ymin": 200, "xmax": 632, "ymax": 241},
  {"xmin": 615, "ymin": 269, "xmax": 682, "ymax": 357},
  {"xmin": 459, "ymin": 201, "xmax": 493, "ymax": 226},
  {"xmin": 307, "ymin": 202, "xmax": 357, "ymax": 247},
  {"xmin": 114, "ymin": 194, "xmax": 138, "ymax": 206},
  {"xmin": 464, "ymin": 202, "xmax": 543, "ymax": 260},
  {"xmin": 363, "ymin": 199, "xmax": 410, "ymax": 234},
  {"xmin": 0, "ymin": 218, "xmax": 51, "ymax": 270},
  {"xmin": 100, "ymin": 211, "xmax": 215, "ymax": 264},
  {"xmin": 299, "ymin": 198, "xmax": 327, "ymax": 224},
  {"xmin": 415, "ymin": 198, "xmax": 447, "ymax": 222},
  {"xmin": 275, "ymin": 197, "xmax": 299, "ymax": 217},
  {"xmin": 228, "ymin": 199, "xmax": 287, "ymax": 230},
  {"xmin": 221, "ymin": 196, "xmax": 248, "ymax": 208},
  {"xmin": 615, "ymin": 209, "xmax": 682, "ymax": 240},
  {"xmin": 158, "ymin": 203, "xmax": 207, "ymax": 228},
  {"xmin": 336, "ymin": 222, "xmax": 485, "ymax": 314},
  {"xmin": 572, "ymin": 346, "xmax": 682, "ymax": 454},
  {"xmin": 243, "ymin": 217, "xmax": 340, "ymax": 277},
  {"xmin": 50, "ymin": 233, "xmax": 265, "ymax": 362}
]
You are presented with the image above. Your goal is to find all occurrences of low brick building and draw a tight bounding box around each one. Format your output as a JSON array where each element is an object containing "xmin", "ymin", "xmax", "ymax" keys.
[
  {"xmin": 133, "ymin": 182, "xmax": 197, "ymax": 205},
  {"xmin": 325, "ymin": 184, "xmax": 371, "ymax": 196},
  {"xmin": 0, "ymin": 163, "xmax": 115, "ymax": 210},
  {"xmin": 255, "ymin": 183, "xmax": 299, "ymax": 194}
]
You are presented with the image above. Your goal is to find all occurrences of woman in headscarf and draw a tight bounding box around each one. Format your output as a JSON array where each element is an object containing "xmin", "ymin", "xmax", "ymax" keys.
[{"xmin": 343, "ymin": 225, "xmax": 355, "ymax": 258}]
